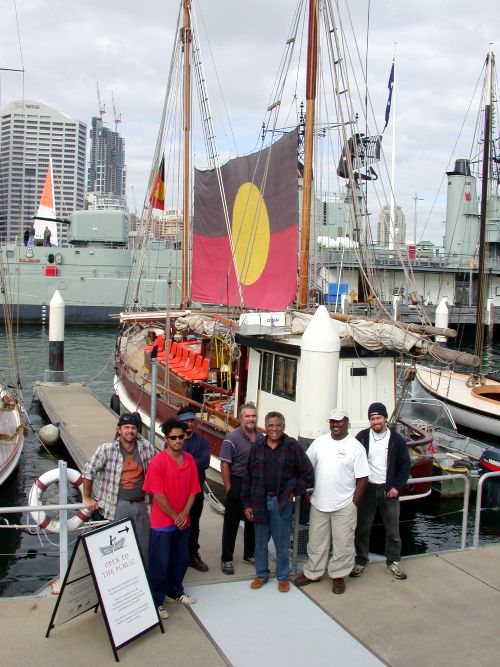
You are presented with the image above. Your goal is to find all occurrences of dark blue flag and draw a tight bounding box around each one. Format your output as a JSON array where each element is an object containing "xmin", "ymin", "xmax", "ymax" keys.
[{"xmin": 383, "ymin": 61, "xmax": 395, "ymax": 131}]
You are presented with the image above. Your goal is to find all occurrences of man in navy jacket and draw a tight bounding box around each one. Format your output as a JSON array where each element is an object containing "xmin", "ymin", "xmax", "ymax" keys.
[
  {"xmin": 242, "ymin": 411, "xmax": 313, "ymax": 592},
  {"xmin": 351, "ymin": 402, "xmax": 411, "ymax": 580}
]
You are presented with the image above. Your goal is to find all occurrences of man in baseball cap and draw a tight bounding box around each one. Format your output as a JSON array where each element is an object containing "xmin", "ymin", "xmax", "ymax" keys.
[
  {"xmin": 83, "ymin": 412, "xmax": 156, "ymax": 563},
  {"xmin": 350, "ymin": 402, "xmax": 411, "ymax": 581},
  {"xmin": 177, "ymin": 406, "xmax": 211, "ymax": 571},
  {"xmin": 295, "ymin": 407, "xmax": 369, "ymax": 595}
]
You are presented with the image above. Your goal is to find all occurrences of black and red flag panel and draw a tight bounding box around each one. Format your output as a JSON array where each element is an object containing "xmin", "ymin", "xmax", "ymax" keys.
[{"xmin": 191, "ymin": 129, "xmax": 299, "ymax": 310}]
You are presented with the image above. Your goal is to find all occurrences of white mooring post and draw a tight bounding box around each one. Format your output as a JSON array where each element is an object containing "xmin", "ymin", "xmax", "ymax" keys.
[
  {"xmin": 45, "ymin": 290, "xmax": 67, "ymax": 383},
  {"xmin": 434, "ymin": 297, "xmax": 449, "ymax": 343}
]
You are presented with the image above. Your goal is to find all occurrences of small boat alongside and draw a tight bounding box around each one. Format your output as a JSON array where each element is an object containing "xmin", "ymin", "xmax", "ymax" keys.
[
  {"xmin": 414, "ymin": 365, "xmax": 500, "ymax": 438},
  {"xmin": 0, "ymin": 387, "xmax": 24, "ymax": 487},
  {"xmin": 399, "ymin": 397, "xmax": 498, "ymax": 497}
]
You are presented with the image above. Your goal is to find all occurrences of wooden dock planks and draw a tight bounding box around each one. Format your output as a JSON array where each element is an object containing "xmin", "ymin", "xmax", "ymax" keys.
[{"xmin": 34, "ymin": 383, "xmax": 119, "ymax": 470}]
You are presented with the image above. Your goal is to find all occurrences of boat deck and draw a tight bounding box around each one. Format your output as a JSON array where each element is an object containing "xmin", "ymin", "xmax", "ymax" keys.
[{"xmin": 2, "ymin": 502, "xmax": 500, "ymax": 666}]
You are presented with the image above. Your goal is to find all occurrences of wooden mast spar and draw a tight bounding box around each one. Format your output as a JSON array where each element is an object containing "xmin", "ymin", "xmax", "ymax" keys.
[
  {"xmin": 297, "ymin": 0, "xmax": 318, "ymax": 309},
  {"xmin": 473, "ymin": 50, "xmax": 494, "ymax": 376},
  {"xmin": 181, "ymin": 0, "xmax": 192, "ymax": 309}
]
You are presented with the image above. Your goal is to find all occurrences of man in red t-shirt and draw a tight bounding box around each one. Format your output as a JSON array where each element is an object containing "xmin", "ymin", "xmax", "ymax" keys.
[{"xmin": 143, "ymin": 418, "xmax": 200, "ymax": 619}]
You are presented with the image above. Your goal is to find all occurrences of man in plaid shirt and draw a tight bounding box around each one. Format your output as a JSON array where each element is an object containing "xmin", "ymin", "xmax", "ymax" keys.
[{"xmin": 83, "ymin": 412, "xmax": 157, "ymax": 562}]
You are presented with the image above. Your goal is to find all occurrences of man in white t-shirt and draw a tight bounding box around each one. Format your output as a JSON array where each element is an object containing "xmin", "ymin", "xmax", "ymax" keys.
[{"xmin": 294, "ymin": 408, "xmax": 369, "ymax": 594}]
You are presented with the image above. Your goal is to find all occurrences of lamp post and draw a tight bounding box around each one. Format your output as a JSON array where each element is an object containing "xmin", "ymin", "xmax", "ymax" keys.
[{"xmin": 412, "ymin": 192, "xmax": 424, "ymax": 246}]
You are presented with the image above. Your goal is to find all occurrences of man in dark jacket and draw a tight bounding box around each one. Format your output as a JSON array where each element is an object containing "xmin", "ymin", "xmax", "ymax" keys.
[
  {"xmin": 351, "ymin": 402, "xmax": 411, "ymax": 580},
  {"xmin": 242, "ymin": 411, "xmax": 314, "ymax": 593},
  {"xmin": 178, "ymin": 406, "xmax": 211, "ymax": 572}
]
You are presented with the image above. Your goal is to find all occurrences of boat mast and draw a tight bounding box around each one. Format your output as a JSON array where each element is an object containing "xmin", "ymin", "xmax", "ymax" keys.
[
  {"xmin": 297, "ymin": 0, "xmax": 318, "ymax": 309},
  {"xmin": 181, "ymin": 0, "xmax": 192, "ymax": 308},
  {"xmin": 474, "ymin": 50, "xmax": 494, "ymax": 373}
]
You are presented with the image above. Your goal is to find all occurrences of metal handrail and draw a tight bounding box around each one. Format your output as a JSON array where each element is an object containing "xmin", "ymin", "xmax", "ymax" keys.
[
  {"xmin": 0, "ymin": 503, "xmax": 86, "ymax": 514},
  {"xmin": 473, "ymin": 471, "xmax": 500, "ymax": 549},
  {"xmin": 291, "ymin": 473, "xmax": 470, "ymax": 572}
]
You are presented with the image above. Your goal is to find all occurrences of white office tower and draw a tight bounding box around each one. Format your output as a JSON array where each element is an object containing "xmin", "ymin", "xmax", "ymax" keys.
[
  {"xmin": 0, "ymin": 100, "xmax": 86, "ymax": 244},
  {"xmin": 377, "ymin": 204, "xmax": 406, "ymax": 247}
]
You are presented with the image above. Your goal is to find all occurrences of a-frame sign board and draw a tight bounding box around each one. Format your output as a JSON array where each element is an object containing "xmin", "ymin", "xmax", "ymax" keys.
[{"xmin": 46, "ymin": 518, "xmax": 164, "ymax": 661}]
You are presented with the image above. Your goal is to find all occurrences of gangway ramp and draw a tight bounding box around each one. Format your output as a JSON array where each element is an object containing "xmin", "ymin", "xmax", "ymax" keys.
[{"xmin": 34, "ymin": 382, "xmax": 120, "ymax": 470}]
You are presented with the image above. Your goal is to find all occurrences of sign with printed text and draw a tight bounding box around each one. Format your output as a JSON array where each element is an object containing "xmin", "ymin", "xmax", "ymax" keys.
[{"xmin": 46, "ymin": 518, "xmax": 163, "ymax": 661}]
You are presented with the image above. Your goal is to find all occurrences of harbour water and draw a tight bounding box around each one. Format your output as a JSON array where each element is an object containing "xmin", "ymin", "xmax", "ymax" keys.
[{"xmin": 0, "ymin": 325, "xmax": 499, "ymax": 597}]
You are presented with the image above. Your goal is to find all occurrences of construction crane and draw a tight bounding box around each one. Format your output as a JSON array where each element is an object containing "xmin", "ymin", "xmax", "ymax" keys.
[
  {"xmin": 96, "ymin": 81, "xmax": 106, "ymax": 120},
  {"xmin": 111, "ymin": 91, "xmax": 122, "ymax": 132}
]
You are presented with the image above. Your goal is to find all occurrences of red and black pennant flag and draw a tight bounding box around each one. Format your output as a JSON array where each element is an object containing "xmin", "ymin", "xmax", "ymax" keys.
[
  {"xmin": 149, "ymin": 156, "xmax": 165, "ymax": 210},
  {"xmin": 191, "ymin": 129, "xmax": 299, "ymax": 310}
]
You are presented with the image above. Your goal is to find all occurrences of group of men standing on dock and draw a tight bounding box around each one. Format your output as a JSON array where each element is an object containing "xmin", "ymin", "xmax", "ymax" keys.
[
  {"xmin": 81, "ymin": 397, "xmax": 410, "ymax": 620},
  {"xmin": 221, "ymin": 401, "xmax": 410, "ymax": 595}
]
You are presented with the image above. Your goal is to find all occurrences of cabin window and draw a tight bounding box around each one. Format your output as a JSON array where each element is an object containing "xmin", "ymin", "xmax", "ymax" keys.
[
  {"xmin": 350, "ymin": 367, "xmax": 367, "ymax": 377},
  {"xmin": 260, "ymin": 352, "xmax": 297, "ymax": 401}
]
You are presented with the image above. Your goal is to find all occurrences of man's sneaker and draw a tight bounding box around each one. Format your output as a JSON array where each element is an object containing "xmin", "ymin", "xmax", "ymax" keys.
[
  {"xmin": 242, "ymin": 555, "xmax": 255, "ymax": 565},
  {"xmin": 221, "ymin": 560, "xmax": 234, "ymax": 574},
  {"xmin": 386, "ymin": 561, "xmax": 407, "ymax": 580},
  {"xmin": 158, "ymin": 605, "xmax": 169, "ymax": 619},
  {"xmin": 349, "ymin": 563, "xmax": 366, "ymax": 578},
  {"xmin": 174, "ymin": 593, "xmax": 197, "ymax": 604}
]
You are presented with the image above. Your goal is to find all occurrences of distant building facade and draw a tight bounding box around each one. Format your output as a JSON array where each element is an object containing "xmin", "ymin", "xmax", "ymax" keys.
[
  {"xmin": 0, "ymin": 100, "xmax": 86, "ymax": 243},
  {"xmin": 377, "ymin": 204, "xmax": 406, "ymax": 247},
  {"xmin": 86, "ymin": 116, "xmax": 126, "ymax": 209}
]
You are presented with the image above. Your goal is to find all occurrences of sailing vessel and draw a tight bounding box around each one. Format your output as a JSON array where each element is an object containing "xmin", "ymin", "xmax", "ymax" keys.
[
  {"xmin": 0, "ymin": 234, "xmax": 25, "ymax": 486},
  {"xmin": 415, "ymin": 51, "xmax": 500, "ymax": 437},
  {"xmin": 113, "ymin": 0, "xmax": 481, "ymax": 500}
]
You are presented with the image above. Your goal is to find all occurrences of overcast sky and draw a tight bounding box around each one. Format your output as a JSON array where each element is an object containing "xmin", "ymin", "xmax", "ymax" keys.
[{"xmin": 1, "ymin": 0, "xmax": 496, "ymax": 244}]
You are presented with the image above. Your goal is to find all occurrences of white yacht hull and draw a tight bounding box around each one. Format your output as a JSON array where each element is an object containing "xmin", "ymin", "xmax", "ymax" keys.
[{"xmin": 415, "ymin": 365, "xmax": 500, "ymax": 437}]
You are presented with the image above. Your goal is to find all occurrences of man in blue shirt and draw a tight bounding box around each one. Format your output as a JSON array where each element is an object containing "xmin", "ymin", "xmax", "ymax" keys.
[
  {"xmin": 219, "ymin": 402, "xmax": 263, "ymax": 575},
  {"xmin": 178, "ymin": 406, "xmax": 211, "ymax": 571}
]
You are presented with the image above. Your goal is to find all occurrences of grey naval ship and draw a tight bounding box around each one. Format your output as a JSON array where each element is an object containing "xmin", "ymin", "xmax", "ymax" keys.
[{"xmin": 1, "ymin": 209, "xmax": 181, "ymax": 324}]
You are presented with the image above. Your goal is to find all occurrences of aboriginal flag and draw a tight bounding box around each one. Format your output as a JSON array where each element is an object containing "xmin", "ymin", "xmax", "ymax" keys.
[
  {"xmin": 191, "ymin": 129, "xmax": 299, "ymax": 310},
  {"xmin": 149, "ymin": 156, "xmax": 165, "ymax": 210}
]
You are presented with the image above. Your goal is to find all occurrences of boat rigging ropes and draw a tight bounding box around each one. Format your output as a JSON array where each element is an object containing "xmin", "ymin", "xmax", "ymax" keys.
[{"xmin": 28, "ymin": 468, "xmax": 91, "ymax": 533}]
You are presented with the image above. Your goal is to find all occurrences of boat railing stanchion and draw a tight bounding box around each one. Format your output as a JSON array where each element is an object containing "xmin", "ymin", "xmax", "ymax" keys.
[
  {"xmin": 473, "ymin": 471, "xmax": 500, "ymax": 549},
  {"xmin": 150, "ymin": 357, "xmax": 158, "ymax": 448},
  {"xmin": 58, "ymin": 460, "xmax": 68, "ymax": 585}
]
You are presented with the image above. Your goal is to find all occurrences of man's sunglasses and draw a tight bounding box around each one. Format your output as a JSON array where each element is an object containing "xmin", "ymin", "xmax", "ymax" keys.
[{"xmin": 167, "ymin": 434, "xmax": 185, "ymax": 440}]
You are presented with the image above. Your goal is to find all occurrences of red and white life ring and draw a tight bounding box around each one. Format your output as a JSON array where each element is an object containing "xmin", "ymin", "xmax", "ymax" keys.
[{"xmin": 28, "ymin": 468, "xmax": 92, "ymax": 533}]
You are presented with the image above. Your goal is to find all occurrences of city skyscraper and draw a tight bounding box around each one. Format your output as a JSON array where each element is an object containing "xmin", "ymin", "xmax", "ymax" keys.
[
  {"xmin": 0, "ymin": 100, "xmax": 86, "ymax": 243},
  {"xmin": 86, "ymin": 116, "xmax": 126, "ymax": 209},
  {"xmin": 377, "ymin": 204, "xmax": 407, "ymax": 247}
]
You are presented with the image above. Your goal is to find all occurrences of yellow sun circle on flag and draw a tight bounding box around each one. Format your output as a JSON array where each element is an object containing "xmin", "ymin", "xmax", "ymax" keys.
[{"xmin": 232, "ymin": 182, "xmax": 270, "ymax": 285}]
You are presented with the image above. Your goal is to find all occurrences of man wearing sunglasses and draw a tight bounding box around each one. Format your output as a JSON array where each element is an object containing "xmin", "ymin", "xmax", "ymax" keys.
[
  {"xmin": 143, "ymin": 418, "xmax": 200, "ymax": 619},
  {"xmin": 83, "ymin": 412, "xmax": 156, "ymax": 563}
]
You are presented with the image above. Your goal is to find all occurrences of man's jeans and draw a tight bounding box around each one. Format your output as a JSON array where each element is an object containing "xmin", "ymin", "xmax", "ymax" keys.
[{"xmin": 254, "ymin": 496, "xmax": 293, "ymax": 582}]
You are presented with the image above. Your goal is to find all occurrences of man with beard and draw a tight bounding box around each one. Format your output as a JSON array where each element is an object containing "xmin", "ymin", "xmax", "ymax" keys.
[
  {"xmin": 350, "ymin": 402, "xmax": 411, "ymax": 580},
  {"xmin": 83, "ymin": 412, "xmax": 156, "ymax": 563},
  {"xmin": 220, "ymin": 402, "xmax": 263, "ymax": 575}
]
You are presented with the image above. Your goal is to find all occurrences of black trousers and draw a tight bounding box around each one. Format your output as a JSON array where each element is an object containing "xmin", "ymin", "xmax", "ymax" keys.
[
  {"xmin": 221, "ymin": 475, "xmax": 255, "ymax": 562},
  {"xmin": 189, "ymin": 490, "xmax": 204, "ymax": 556}
]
